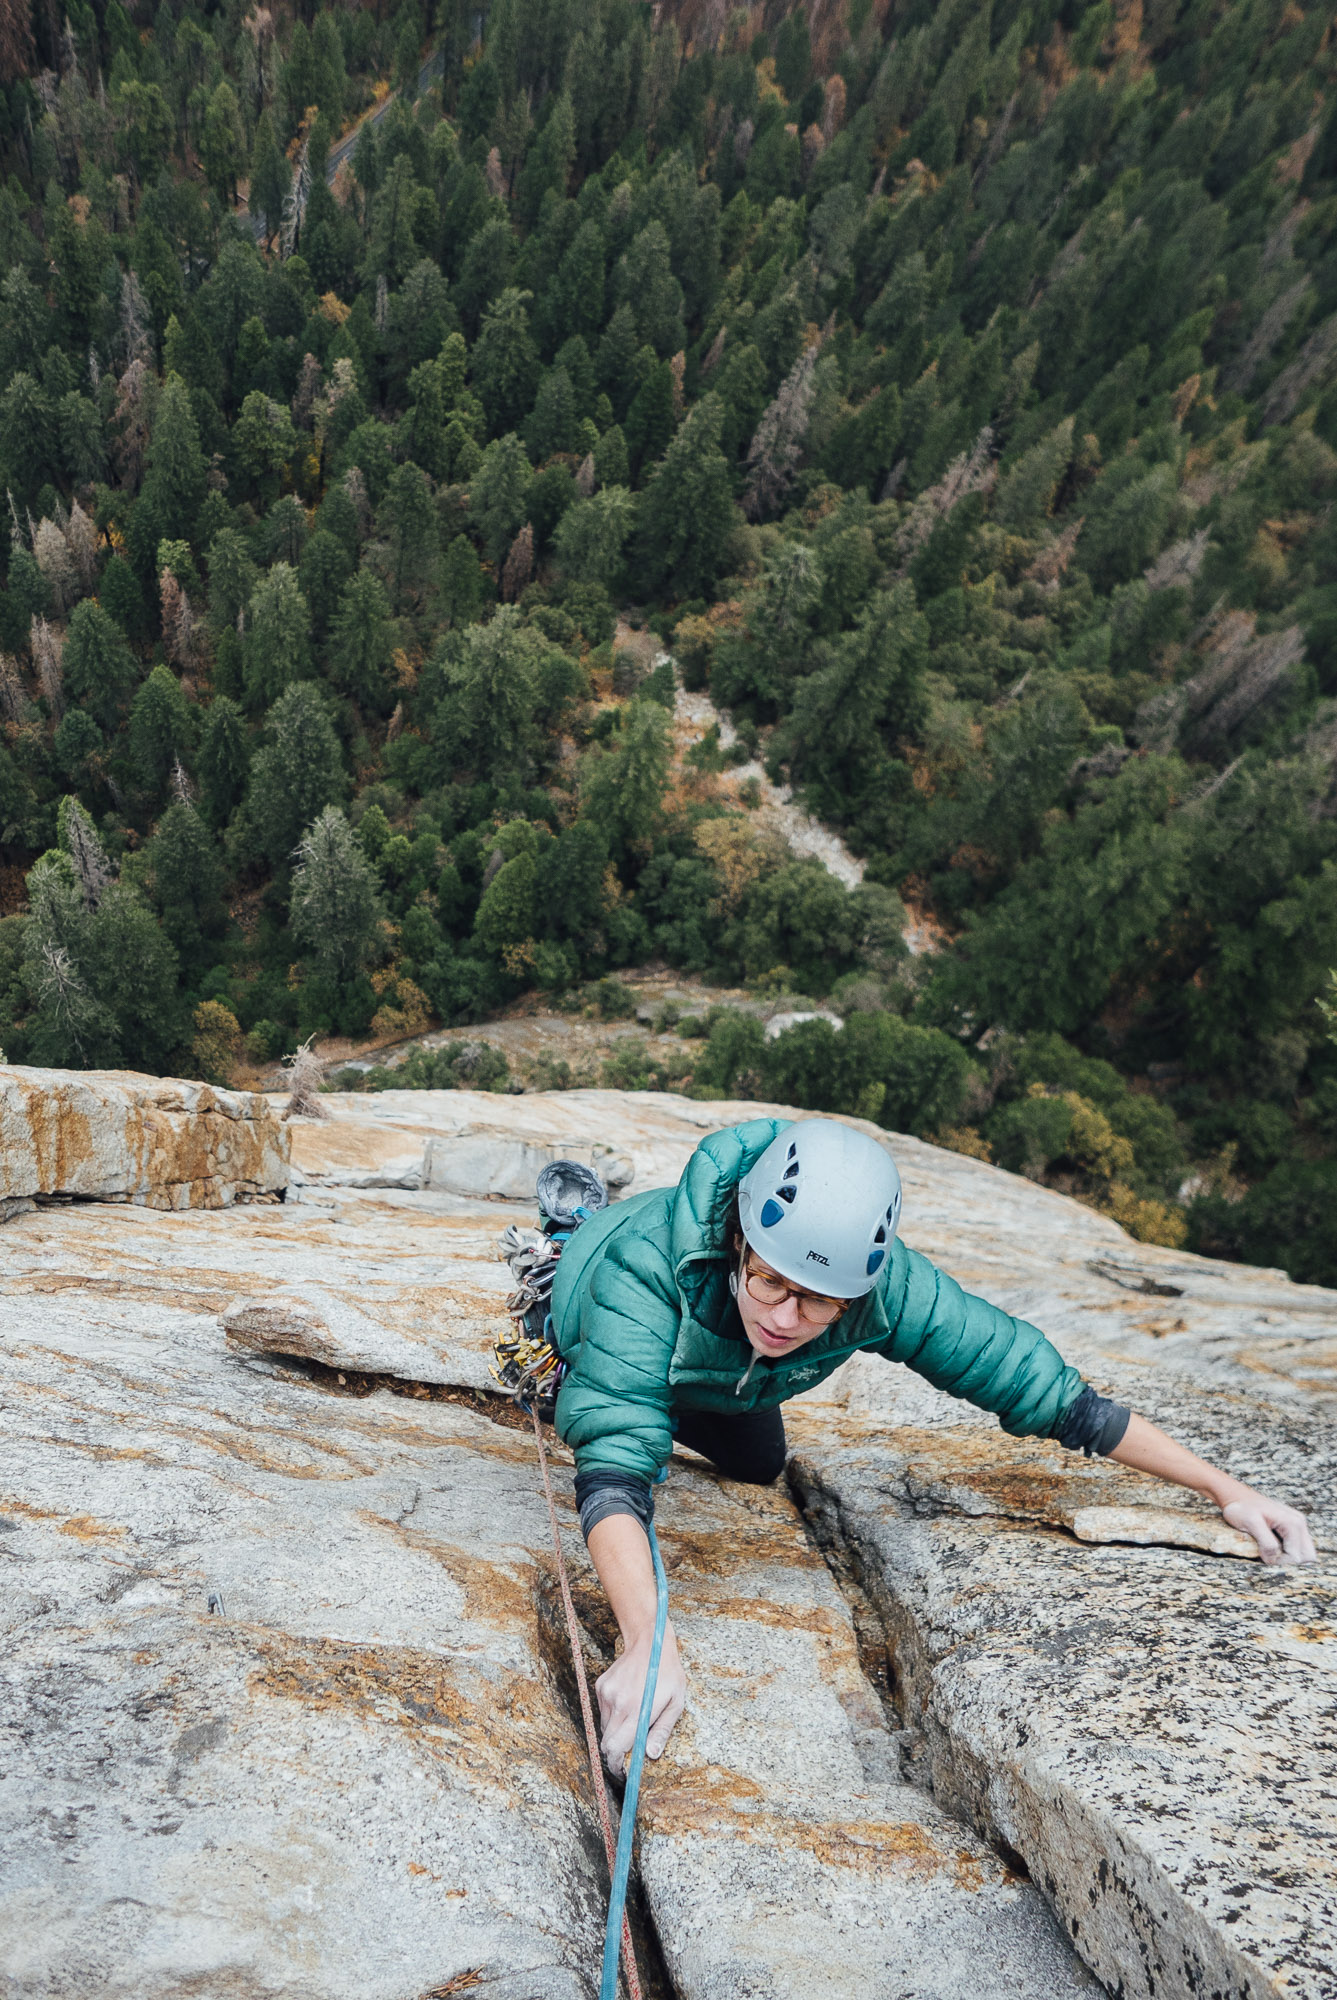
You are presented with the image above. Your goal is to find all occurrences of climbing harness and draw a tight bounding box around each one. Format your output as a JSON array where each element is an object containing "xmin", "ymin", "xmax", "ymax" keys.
[{"xmin": 492, "ymin": 1161, "xmax": 668, "ymax": 2000}]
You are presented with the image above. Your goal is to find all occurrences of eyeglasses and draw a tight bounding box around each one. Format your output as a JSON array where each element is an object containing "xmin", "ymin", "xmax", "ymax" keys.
[{"xmin": 739, "ymin": 1251, "xmax": 848, "ymax": 1327}]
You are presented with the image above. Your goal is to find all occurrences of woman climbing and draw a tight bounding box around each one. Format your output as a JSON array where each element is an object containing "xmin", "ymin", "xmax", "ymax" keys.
[{"xmin": 547, "ymin": 1117, "xmax": 1316, "ymax": 1776}]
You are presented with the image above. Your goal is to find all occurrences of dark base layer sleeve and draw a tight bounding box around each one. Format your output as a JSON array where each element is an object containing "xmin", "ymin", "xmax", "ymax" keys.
[
  {"xmin": 1050, "ymin": 1382, "xmax": 1132, "ymax": 1458},
  {"xmin": 574, "ymin": 1467, "xmax": 655, "ymax": 1543}
]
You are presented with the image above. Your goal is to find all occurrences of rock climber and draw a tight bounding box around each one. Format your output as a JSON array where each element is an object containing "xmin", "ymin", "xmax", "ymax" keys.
[{"xmin": 547, "ymin": 1117, "xmax": 1317, "ymax": 1776}]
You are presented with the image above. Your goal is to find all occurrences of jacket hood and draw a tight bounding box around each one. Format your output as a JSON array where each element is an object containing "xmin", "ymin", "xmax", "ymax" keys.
[{"xmin": 667, "ymin": 1118, "xmax": 792, "ymax": 1274}]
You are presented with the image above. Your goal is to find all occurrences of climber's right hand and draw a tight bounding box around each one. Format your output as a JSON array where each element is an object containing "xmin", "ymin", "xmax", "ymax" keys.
[{"xmin": 596, "ymin": 1621, "xmax": 685, "ymax": 1777}]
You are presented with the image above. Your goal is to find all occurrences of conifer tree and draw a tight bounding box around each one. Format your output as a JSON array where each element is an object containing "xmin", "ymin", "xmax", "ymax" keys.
[
  {"xmin": 624, "ymin": 362, "xmax": 676, "ymax": 480},
  {"xmin": 129, "ymin": 663, "xmax": 195, "ymax": 798},
  {"xmin": 328, "ymin": 569, "xmax": 395, "ymax": 710},
  {"xmin": 198, "ymin": 696, "xmax": 251, "ymax": 829},
  {"xmin": 236, "ymin": 683, "xmax": 347, "ymax": 867},
  {"xmin": 578, "ymin": 698, "xmax": 672, "ymax": 862},
  {"xmin": 636, "ymin": 394, "xmax": 736, "ymax": 598},
  {"xmin": 470, "ymin": 433, "xmax": 532, "ymax": 565},
  {"xmin": 372, "ymin": 462, "xmax": 437, "ymax": 611},
  {"xmin": 553, "ymin": 487, "xmax": 634, "ymax": 591},
  {"xmin": 200, "ymin": 81, "xmax": 245, "ymax": 204},
  {"xmin": 433, "ymin": 609, "xmax": 539, "ymax": 783},
  {"xmin": 472, "ymin": 289, "xmax": 541, "ymax": 436},
  {"xmin": 147, "ymin": 800, "xmax": 225, "ymax": 973},
  {"xmin": 250, "ymin": 111, "xmax": 290, "ymax": 243},
  {"xmin": 615, "ymin": 222, "xmax": 685, "ymax": 357},
  {"xmin": 141, "ymin": 373, "xmax": 207, "ymax": 541},
  {"xmin": 992, "ymin": 419, "xmax": 1074, "ymax": 533},
  {"xmin": 62, "ymin": 600, "xmax": 138, "ymax": 729},
  {"xmin": 290, "ymin": 805, "xmax": 384, "ymax": 983},
  {"xmin": 244, "ymin": 563, "xmax": 311, "ymax": 708}
]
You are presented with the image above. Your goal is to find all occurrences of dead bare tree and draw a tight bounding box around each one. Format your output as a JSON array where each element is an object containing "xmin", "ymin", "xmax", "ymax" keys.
[
  {"xmin": 280, "ymin": 130, "xmax": 310, "ymax": 261},
  {"xmin": 281, "ymin": 1036, "xmax": 329, "ymax": 1120}
]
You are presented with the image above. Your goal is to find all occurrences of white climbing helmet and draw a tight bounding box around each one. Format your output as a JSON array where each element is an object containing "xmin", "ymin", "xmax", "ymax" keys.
[{"xmin": 736, "ymin": 1119, "xmax": 903, "ymax": 1299}]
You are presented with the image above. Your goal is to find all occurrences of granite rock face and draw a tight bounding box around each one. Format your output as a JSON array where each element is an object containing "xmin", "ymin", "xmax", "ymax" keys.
[
  {"xmin": 2, "ymin": 1079, "xmax": 1335, "ymax": 2000},
  {"xmin": 0, "ymin": 1138, "xmax": 1087, "ymax": 2000},
  {"xmin": 0, "ymin": 1063, "xmax": 287, "ymax": 1211}
]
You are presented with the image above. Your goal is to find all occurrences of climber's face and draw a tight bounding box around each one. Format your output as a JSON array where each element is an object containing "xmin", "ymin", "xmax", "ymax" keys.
[{"xmin": 734, "ymin": 1244, "xmax": 849, "ymax": 1359}]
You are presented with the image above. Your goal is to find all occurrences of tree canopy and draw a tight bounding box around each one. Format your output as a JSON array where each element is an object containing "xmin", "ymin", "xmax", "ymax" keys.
[{"xmin": 1, "ymin": 0, "xmax": 1336, "ymax": 1282}]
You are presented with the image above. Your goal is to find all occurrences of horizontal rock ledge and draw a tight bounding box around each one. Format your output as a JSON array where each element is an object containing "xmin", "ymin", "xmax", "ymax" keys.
[{"xmin": 0, "ymin": 1063, "xmax": 288, "ymax": 1210}]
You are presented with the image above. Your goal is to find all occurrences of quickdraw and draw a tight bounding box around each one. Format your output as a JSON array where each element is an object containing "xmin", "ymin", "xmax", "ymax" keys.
[
  {"xmin": 490, "ymin": 1158, "xmax": 608, "ymax": 1415},
  {"xmin": 490, "ymin": 1159, "xmax": 650, "ymax": 2000}
]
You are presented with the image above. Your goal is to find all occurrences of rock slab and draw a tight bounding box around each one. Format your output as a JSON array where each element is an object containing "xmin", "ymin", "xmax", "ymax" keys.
[
  {"xmin": 0, "ymin": 1187, "xmax": 1089, "ymax": 2000},
  {"xmin": 5, "ymin": 1079, "xmax": 1337, "ymax": 1999},
  {"xmin": 0, "ymin": 1064, "xmax": 288, "ymax": 1210}
]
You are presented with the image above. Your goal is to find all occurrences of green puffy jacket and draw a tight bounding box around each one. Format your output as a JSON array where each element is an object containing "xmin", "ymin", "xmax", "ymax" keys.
[{"xmin": 552, "ymin": 1116, "xmax": 1086, "ymax": 1484}]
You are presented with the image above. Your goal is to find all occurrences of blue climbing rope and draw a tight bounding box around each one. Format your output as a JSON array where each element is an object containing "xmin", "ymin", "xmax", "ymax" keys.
[{"xmin": 600, "ymin": 1518, "xmax": 669, "ymax": 2000}]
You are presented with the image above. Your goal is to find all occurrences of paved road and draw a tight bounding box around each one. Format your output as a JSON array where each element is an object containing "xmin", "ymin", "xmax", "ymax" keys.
[
  {"xmin": 325, "ymin": 45, "xmax": 445, "ymax": 186},
  {"xmin": 244, "ymin": 43, "xmax": 446, "ymax": 239}
]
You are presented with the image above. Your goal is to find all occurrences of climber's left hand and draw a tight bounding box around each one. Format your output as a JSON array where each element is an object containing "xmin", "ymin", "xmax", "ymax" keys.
[{"xmin": 1223, "ymin": 1493, "xmax": 1317, "ymax": 1566}]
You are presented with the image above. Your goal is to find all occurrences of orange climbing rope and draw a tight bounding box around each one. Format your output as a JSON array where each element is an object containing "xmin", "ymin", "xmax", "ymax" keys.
[{"xmin": 530, "ymin": 1405, "xmax": 643, "ymax": 2000}]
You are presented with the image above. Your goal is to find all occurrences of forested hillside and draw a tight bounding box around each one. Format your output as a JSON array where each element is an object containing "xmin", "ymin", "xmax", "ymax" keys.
[{"xmin": 0, "ymin": 0, "xmax": 1335, "ymax": 1279}]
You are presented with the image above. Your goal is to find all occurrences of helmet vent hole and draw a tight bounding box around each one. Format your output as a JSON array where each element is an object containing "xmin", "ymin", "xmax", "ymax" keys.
[
  {"xmin": 873, "ymin": 1225, "xmax": 886, "ymax": 1244},
  {"xmin": 775, "ymin": 1184, "xmax": 796, "ymax": 1204},
  {"xmin": 781, "ymin": 1161, "xmax": 800, "ymax": 1181}
]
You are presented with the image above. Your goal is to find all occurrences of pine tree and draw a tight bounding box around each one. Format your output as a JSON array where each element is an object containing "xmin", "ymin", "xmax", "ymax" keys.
[
  {"xmin": 472, "ymin": 288, "xmax": 541, "ymax": 436},
  {"xmin": 290, "ymin": 806, "xmax": 384, "ymax": 982},
  {"xmin": 553, "ymin": 487, "xmax": 635, "ymax": 591},
  {"xmin": 542, "ymin": 218, "xmax": 606, "ymax": 350},
  {"xmin": 624, "ymin": 362, "xmax": 676, "ymax": 481},
  {"xmin": 371, "ymin": 462, "xmax": 437, "ymax": 611},
  {"xmin": 198, "ymin": 696, "xmax": 251, "ymax": 829},
  {"xmin": 141, "ymin": 373, "xmax": 207, "ymax": 542},
  {"xmin": 615, "ymin": 222, "xmax": 685, "ymax": 358},
  {"xmin": 53, "ymin": 708, "xmax": 104, "ymax": 783},
  {"xmin": 578, "ymin": 698, "xmax": 672, "ymax": 861},
  {"xmin": 62, "ymin": 600, "xmax": 138, "ymax": 729},
  {"xmin": 367, "ymin": 154, "xmax": 425, "ymax": 287},
  {"xmin": 328, "ymin": 569, "xmax": 395, "ymax": 710},
  {"xmin": 147, "ymin": 800, "xmax": 225, "ymax": 973},
  {"xmin": 525, "ymin": 366, "xmax": 578, "ymax": 461},
  {"xmin": 200, "ymin": 80, "xmax": 245, "ymax": 204},
  {"xmin": 596, "ymin": 302, "xmax": 643, "ymax": 421},
  {"xmin": 469, "ymin": 432, "xmax": 533, "ymax": 565},
  {"xmin": 516, "ymin": 92, "xmax": 575, "ymax": 227},
  {"xmin": 22, "ymin": 814, "xmax": 184, "ymax": 1071},
  {"xmin": 129, "ymin": 663, "xmax": 195, "ymax": 798},
  {"xmin": 636, "ymin": 394, "xmax": 736, "ymax": 599},
  {"xmin": 441, "ymin": 535, "xmax": 486, "ymax": 627},
  {"xmin": 250, "ymin": 110, "xmax": 290, "ymax": 243},
  {"xmin": 594, "ymin": 423, "xmax": 630, "ymax": 488},
  {"xmin": 299, "ymin": 530, "xmax": 354, "ymax": 639},
  {"xmin": 236, "ymin": 684, "xmax": 347, "ymax": 867},
  {"xmin": 310, "ymin": 10, "xmax": 347, "ymax": 129},
  {"xmin": 206, "ymin": 528, "xmax": 258, "ymax": 634},
  {"xmin": 244, "ymin": 563, "xmax": 312, "ymax": 708},
  {"xmin": 992, "ymin": 419, "xmax": 1074, "ymax": 533},
  {"xmin": 433, "ymin": 609, "xmax": 539, "ymax": 783}
]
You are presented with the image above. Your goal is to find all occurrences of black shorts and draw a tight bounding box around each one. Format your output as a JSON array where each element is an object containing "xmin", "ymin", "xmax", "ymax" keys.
[{"xmin": 673, "ymin": 1403, "xmax": 787, "ymax": 1485}]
